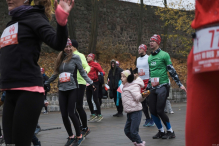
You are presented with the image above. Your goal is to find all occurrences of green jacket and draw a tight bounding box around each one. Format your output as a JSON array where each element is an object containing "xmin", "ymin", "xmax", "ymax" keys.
[{"xmin": 73, "ymin": 50, "xmax": 91, "ymax": 85}]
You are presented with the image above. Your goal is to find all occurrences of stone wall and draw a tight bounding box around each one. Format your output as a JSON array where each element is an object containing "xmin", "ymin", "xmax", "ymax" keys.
[{"xmin": 0, "ymin": 0, "xmax": 189, "ymax": 57}]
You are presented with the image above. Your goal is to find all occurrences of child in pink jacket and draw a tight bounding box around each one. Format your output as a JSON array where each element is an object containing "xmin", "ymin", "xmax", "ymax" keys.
[{"xmin": 121, "ymin": 69, "xmax": 149, "ymax": 146}]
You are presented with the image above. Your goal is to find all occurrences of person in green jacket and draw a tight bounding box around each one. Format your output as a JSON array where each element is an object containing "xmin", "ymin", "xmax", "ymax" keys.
[{"xmin": 71, "ymin": 39, "xmax": 91, "ymax": 137}]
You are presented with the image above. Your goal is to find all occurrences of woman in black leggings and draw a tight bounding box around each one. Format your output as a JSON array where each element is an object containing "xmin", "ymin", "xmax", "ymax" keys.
[
  {"xmin": 1, "ymin": 0, "xmax": 74, "ymax": 145},
  {"xmin": 45, "ymin": 39, "xmax": 94, "ymax": 146}
]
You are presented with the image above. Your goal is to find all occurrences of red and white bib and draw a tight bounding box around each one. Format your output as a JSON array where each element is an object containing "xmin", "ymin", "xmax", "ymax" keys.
[{"xmin": 59, "ymin": 72, "xmax": 71, "ymax": 83}]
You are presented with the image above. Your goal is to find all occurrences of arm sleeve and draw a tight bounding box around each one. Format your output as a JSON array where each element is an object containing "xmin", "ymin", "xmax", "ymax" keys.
[
  {"xmin": 75, "ymin": 56, "xmax": 93, "ymax": 85},
  {"xmin": 167, "ymin": 64, "xmax": 183, "ymax": 87},
  {"xmin": 44, "ymin": 74, "xmax": 58, "ymax": 85},
  {"xmin": 30, "ymin": 16, "xmax": 68, "ymax": 51},
  {"xmin": 81, "ymin": 54, "xmax": 90, "ymax": 73}
]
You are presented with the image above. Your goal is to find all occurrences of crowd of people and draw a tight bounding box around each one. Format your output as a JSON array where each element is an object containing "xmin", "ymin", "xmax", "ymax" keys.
[{"xmin": 0, "ymin": 0, "xmax": 218, "ymax": 146}]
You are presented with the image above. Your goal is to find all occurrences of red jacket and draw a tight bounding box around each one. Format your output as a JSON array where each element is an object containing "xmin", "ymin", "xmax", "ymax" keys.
[{"xmin": 88, "ymin": 61, "xmax": 105, "ymax": 82}]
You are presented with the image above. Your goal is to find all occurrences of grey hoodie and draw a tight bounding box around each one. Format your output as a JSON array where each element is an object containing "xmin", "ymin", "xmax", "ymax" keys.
[{"xmin": 45, "ymin": 54, "xmax": 93, "ymax": 91}]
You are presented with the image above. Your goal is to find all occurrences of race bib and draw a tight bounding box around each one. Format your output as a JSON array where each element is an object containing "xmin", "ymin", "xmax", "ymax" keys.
[
  {"xmin": 151, "ymin": 78, "xmax": 159, "ymax": 87},
  {"xmin": 59, "ymin": 72, "xmax": 71, "ymax": 83},
  {"xmin": 0, "ymin": 22, "xmax": 18, "ymax": 48},
  {"xmin": 138, "ymin": 69, "xmax": 146, "ymax": 76},
  {"xmin": 193, "ymin": 26, "xmax": 219, "ymax": 73}
]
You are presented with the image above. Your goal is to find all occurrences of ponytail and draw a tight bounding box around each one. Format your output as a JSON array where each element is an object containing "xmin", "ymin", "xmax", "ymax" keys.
[{"xmin": 34, "ymin": 0, "xmax": 53, "ymax": 20}]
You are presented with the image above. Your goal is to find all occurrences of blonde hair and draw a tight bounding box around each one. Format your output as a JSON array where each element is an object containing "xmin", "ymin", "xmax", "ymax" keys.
[
  {"xmin": 34, "ymin": 0, "xmax": 53, "ymax": 20},
  {"xmin": 54, "ymin": 51, "xmax": 73, "ymax": 74}
]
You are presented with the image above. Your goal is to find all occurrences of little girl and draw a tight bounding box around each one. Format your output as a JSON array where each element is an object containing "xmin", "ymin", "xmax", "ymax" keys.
[{"xmin": 121, "ymin": 69, "xmax": 149, "ymax": 146}]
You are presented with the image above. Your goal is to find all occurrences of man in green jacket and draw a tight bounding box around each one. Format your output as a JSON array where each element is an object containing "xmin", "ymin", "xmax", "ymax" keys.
[{"xmin": 71, "ymin": 39, "xmax": 91, "ymax": 137}]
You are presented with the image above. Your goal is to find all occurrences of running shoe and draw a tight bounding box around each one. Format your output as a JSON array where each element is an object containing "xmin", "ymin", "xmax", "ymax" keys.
[
  {"xmin": 162, "ymin": 131, "xmax": 176, "ymax": 139},
  {"xmin": 81, "ymin": 127, "xmax": 90, "ymax": 138},
  {"xmin": 116, "ymin": 113, "xmax": 123, "ymax": 117},
  {"xmin": 34, "ymin": 126, "xmax": 41, "ymax": 135},
  {"xmin": 113, "ymin": 113, "xmax": 119, "ymax": 117},
  {"xmin": 88, "ymin": 114, "xmax": 97, "ymax": 121},
  {"xmin": 43, "ymin": 111, "xmax": 48, "ymax": 114},
  {"xmin": 65, "ymin": 137, "xmax": 75, "ymax": 146},
  {"xmin": 71, "ymin": 136, "xmax": 84, "ymax": 146},
  {"xmin": 143, "ymin": 119, "xmax": 150, "ymax": 127},
  {"xmin": 95, "ymin": 115, "xmax": 103, "ymax": 122},
  {"xmin": 152, "ymin": 130, "xmax": 165, "ymax": 139},
  {"xmin": 34, "ymin": 141, "xmax": 41, "ymax": 146},
  {"xmin": 169, "ymin": 111, "xmax": 174, "ymax": 114},
  {"xmin": 147, "ymin": 118, "xmax": 155, "ymax": 127}
]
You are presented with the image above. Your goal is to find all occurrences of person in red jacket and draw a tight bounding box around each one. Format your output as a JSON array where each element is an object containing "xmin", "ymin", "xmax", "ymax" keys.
[
  {"xmin": 186, "ymin": 0, "xmax": 219, "ymax": 146},
  {"xmin": 87, "ymin": 53, "xmax": 105, "ymax": 122}
]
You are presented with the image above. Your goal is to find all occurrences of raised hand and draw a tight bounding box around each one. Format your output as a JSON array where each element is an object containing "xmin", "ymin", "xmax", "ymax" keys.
[{"xmin": 54, "ymin": 0, "xmax": 75, "ymax": 14}]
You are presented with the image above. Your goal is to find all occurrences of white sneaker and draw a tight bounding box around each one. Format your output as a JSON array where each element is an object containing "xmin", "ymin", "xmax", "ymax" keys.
[{"xmin": 169, "ymin": 111, "xmax": 174, "ymax": 114}]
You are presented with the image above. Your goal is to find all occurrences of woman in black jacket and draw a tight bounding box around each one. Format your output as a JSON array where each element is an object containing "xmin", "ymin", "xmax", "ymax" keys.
[{"xmin": 0, "ymin": 0, "xmax": 74, "ymax": 145}]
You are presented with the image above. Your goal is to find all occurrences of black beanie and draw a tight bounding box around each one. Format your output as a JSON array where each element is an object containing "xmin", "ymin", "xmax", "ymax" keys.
[{"xmin": 71, "ymin": 39, "xmax": 78, "ymax": 49}]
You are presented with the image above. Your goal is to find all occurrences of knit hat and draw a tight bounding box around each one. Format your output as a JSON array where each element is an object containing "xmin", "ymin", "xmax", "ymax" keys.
[
  {"xmin": 150, "ymin": 34, "xmax": 161, "ymax": 45},
  {"xmin": 88, "ymin": 53, "xmax": 95, "ymax": 60},
  {"xmin": 66, "ymin": 38, "xmax": 72, "ymax": 47},
  {"xmin": 139, "ymin": 44, "xmax": 147, "ymax": 52},
  {"xmin": 40, "ymin": 68, "xmax": 45, "ymax": 73},
  {"xmin": 71, "ymin": 39, "xmax": 78, "ymax": 49},
  {"xmin": 122, "ymin": 70, "xmax": 131, "ymax": 78},
  {"xmin": 116, "ymin": 61, "xmax": 120, "ymax": 67}
]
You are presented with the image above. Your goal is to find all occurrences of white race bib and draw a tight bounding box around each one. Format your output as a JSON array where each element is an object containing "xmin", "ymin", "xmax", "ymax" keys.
[
  {"xmin": 138, "ymin": 68, "xmax": 146, "ymax": 76},
  {"xmin": 193, "ymin": 26, "xmax": 219, "ymax": 73},
  {"xmin": 0, "ymin": 22, "xmax": 18, "ymax": 48},
  {"xmin": 151, "ymin": 78, "xmax": 159, "ymax": 87},
  {"xmin": 59, "ymin": 72, "xmax": 71, "ymax": 83}
]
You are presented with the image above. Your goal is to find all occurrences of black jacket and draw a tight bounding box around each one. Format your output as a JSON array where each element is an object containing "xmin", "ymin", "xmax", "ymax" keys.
[
  {"xmin": 108, "ymin": 61, "xmax": 123, "ymax": 90},
  {"xmin": 0, "ymin": 6, "xmax": 68, "ymax": 89}
]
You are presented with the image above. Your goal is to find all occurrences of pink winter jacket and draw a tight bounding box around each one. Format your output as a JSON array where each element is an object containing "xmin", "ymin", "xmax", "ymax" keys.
[{"xmin": 121, "ymin": 77, "xmax": 146, "ymax": 113}]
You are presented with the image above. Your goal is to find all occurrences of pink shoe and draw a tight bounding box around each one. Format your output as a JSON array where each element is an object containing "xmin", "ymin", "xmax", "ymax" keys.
[
  {"xmin": 133, "ymin": 142, "xmax": 137, "ymax": 146},
  {"xmin": 136, "ymin": 141, "xmax": 146, "ymax": 146}
]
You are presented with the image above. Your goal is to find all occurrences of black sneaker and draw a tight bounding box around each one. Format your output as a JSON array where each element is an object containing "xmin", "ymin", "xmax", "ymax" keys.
[
  {"xmin": 116, "ymin": 113, "xmax": 123, "ymax": 117},
  {"xmin": 113, "ymin": 113, "xmax": 119, "ymax": 117},
  {"xmin": 72, "ymin": 136, "xmax": 85, "ymax": 146},
  {"xmin": 65, "ymin": 137, "xmax": 75, "ymax": 146},
  {"xmin": 152, "ymin": 130, "xmax": 165, "ymax": 139},
  {"xmin": 162, "ymin": 131, "xmax": 176, "ymax": 139},
  {"xmin": 81, "ymin": 127, "xmax": 90, "ymax": 138}
]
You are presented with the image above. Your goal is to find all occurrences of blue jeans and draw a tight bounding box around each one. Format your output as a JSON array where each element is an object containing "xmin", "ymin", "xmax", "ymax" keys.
[{"xmin": 124, "ymin": 110, "xmax": 142, "ymax": 144}]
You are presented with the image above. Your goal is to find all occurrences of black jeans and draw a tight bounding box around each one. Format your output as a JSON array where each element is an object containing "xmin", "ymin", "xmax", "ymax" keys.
[
  {"xmin": 148, "ymin": 86, "xmax": 171, "ymax": 129},
  {"xmin": 59, "ymin": 89, "xmax": 81, "ymax": 136},
  {"xmin": 112, "ymin": 89, "xmax": 123, "ymax": 113},
  {"xmin": 76, "ymin": 84, "xmax": 88, "ymax": 128},
  {"xmin": 124, "ymin": 111, "xmax": 142, "ymax": 144},
  {"xmin": 3, "ymin": 90, "xmax": 44, "ymax": 146},
  {"xmin": 86, "ymin": 82, "xmax": 101, "ymax": 115}
]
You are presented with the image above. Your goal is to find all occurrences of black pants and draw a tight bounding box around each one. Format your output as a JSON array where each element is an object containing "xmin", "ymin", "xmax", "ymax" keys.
[
  {"xmin": 148, "ymin": 86, "xmax": 171, "ymax": 129},
  {"xmin": 98, "ymin": 83, "xmax": 103, "ymax": 106},
  {"xmin": 124, "ymin": 111, "xmax": 142, "ymax": 144},
  {"xmin": 141, "ymin": 97, "xmax": 150, "ymax": 119},
  {"xmin": 112, "ymin": 89, "xmax": 123, "ymax": 113},
  {"xmin": 86, "ymin": 82, "xmax": 101, "ymax": 115},
  {"xmin": 44, "ymin": 92, "xmax": 47, "ymax": 112},
  {"xmin": 59, "ymin": 89, "xmax": 81, "ymax": 137},
  {"xmin": 76, "ymin": 84, "xmax": 88, "ymax": 128},
  {"xmin": 3, "ymin": 90, "xmax": 44, "ymax": 146}
]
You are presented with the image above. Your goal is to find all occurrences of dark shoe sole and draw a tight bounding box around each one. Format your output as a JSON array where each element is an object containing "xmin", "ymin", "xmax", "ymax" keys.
[
  {"xmin": 153, "ymin": 137, "xmax": 162, "ymax": 139},
  {"xmin": 162, "ymin": 136, "xmax": 176, "ymax": 139},
  {"xmin": 83, "ymin": 130, "xmax": 90, "ymax": 138}
]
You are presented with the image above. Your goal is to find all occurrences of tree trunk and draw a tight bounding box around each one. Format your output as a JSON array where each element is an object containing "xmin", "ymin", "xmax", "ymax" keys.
[
  {"xmin": 68, "ymin": 7, "xmax": 76, "ymax": 39},
  {"xmin": 162, "ymin": 0, "xmax": 169, "ymax": 51},
  {"xmin": 88, "ymin": 0, "xmax": 99, "ymax": 54},
  {"xmin": 134, "ymin": 0, "xmax": 144, "ymax": 65}
]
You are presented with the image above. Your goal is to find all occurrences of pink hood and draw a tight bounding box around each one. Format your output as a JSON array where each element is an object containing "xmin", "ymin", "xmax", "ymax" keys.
[{"xmin": 121, "ymin": 77, "xmax": 146, "ymax": 113}]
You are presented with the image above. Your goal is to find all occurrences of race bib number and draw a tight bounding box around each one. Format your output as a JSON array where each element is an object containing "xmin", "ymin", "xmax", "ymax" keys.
[
  {"xmin": 138, "ymin": 69, "xmax": 145, "ymax": 76},
  {"xmin": 0, "ymin": 22, "xmax": 18, "ymax": 48},
  {"xmin": 193, "ymin": 26, "xmax": 219, "ymax": 73},
  {"xmin": 151, "ymin": 78, "xmax": 159, "ymax": 87},
  {"xmin": 59, "ymin": 72, "xmax": 71, "ymax": 83}
]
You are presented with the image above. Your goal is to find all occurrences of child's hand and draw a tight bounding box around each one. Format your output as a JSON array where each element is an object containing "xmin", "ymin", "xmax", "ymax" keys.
[{"xmin": 142, "ymin": 90, "xmax": 150, "ymax": 98}]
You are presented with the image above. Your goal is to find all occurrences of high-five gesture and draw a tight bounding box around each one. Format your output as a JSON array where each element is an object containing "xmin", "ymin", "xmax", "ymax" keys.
[{"xmin": 54, "ymin": 0, "xmax": 75, "ymax": 14}]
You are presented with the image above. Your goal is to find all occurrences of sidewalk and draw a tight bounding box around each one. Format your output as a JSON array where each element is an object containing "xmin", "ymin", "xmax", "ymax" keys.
[{"xmin": 1, "ymin": 103, "xmax": 187, "ymax": 146}]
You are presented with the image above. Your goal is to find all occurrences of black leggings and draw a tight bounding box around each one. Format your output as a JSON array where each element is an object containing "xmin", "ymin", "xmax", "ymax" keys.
[
  {"xmin": 59, "ymin": 89, "xmax": 81, "ymax": 137},
  {"xmin": 86, "ymin": 82, "xmax": 101, "ymax": 115},
  {"xmin": 148, "ymin": 86, "xmax": 170, "ymax": 129},
  {"xmin": 3, "ymin": 90, "xmax": 44, "ymax": 146},
  {"xmin": 142, "ymin": 97, "xmax": 151, "ymax": 119},
  {"xmin": 112, "ymin": 89, "xmax": 123, "ymax": 113},
  {"xmin": 76, "ymin": 84, "xmax": 88, "ymax": 128}
]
